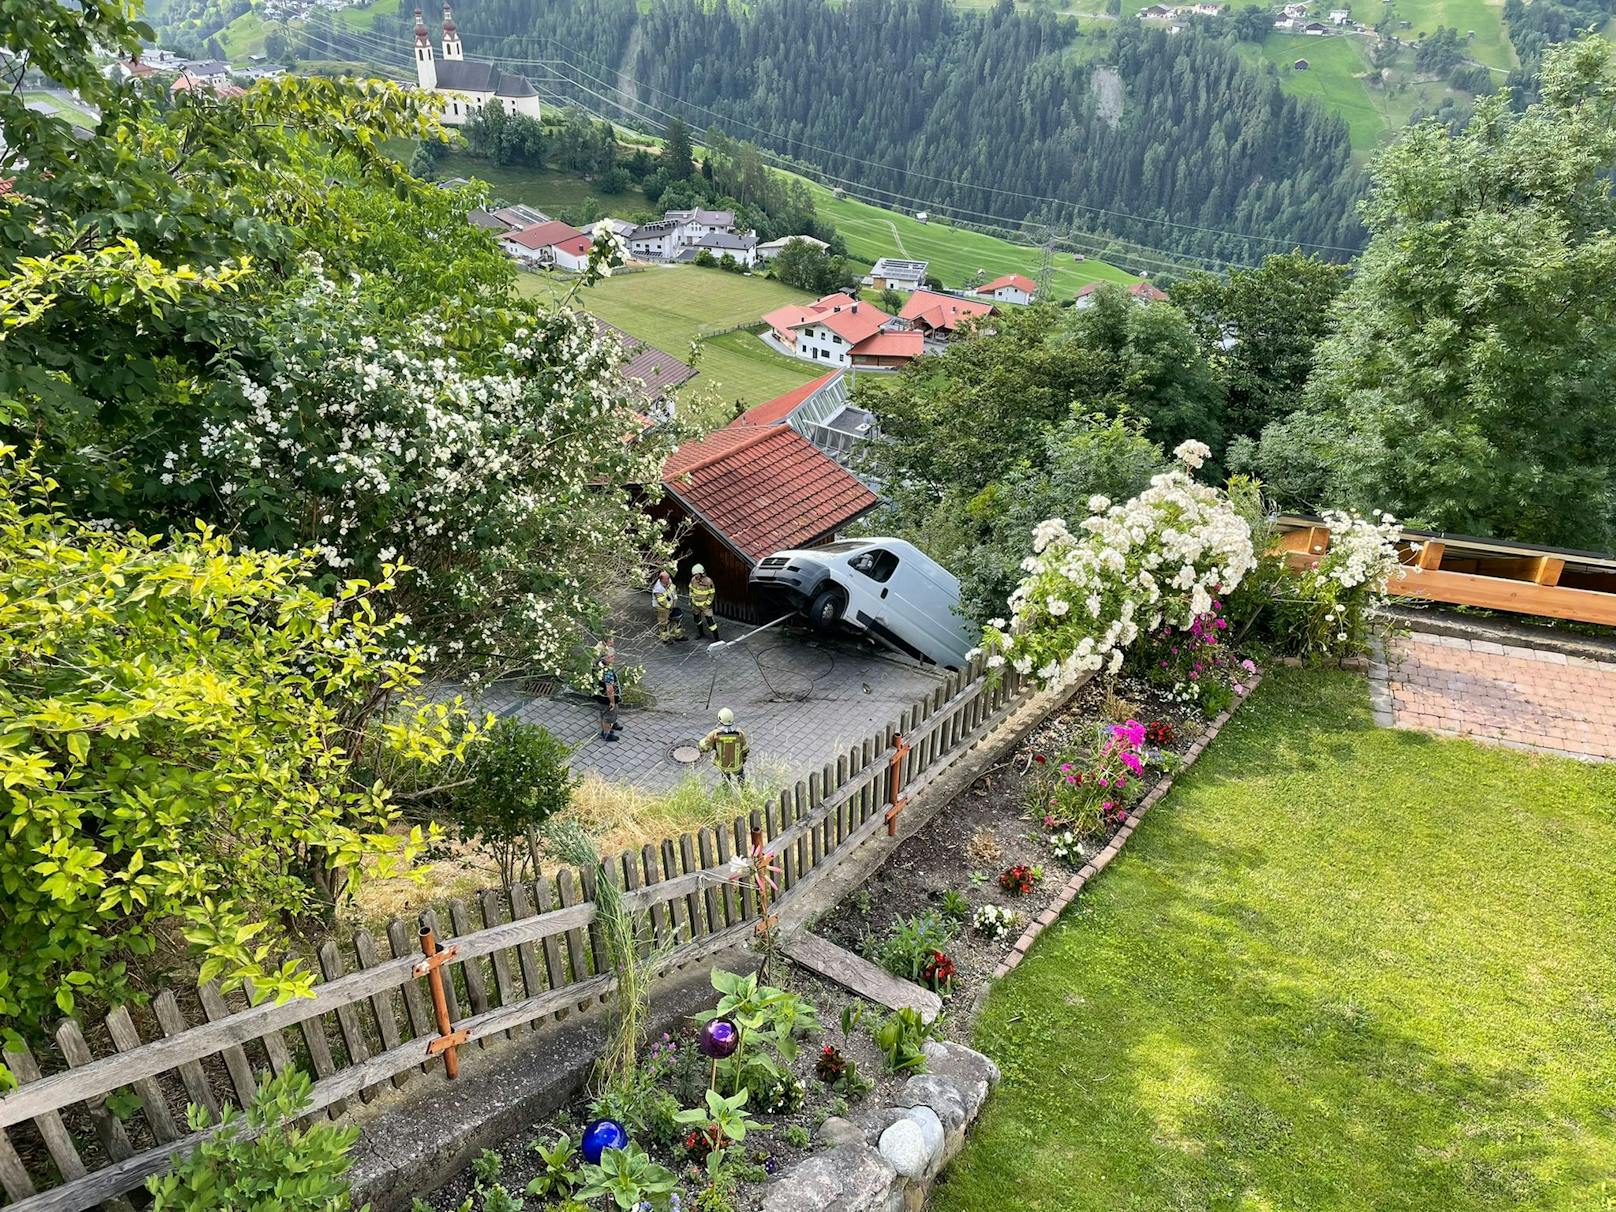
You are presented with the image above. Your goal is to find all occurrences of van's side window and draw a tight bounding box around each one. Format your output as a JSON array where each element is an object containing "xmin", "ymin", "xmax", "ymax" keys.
[{"xmin": 851, "ymin": 549, "xmax": 900, "ymax": 583}]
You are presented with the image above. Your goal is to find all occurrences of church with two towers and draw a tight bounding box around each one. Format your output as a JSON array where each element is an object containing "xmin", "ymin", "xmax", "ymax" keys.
[{"xmin": 412, "ymin": 5, "xmax": 542, "ymax": 125}]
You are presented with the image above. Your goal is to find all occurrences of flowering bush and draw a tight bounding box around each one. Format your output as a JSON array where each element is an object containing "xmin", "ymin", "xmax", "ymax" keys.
[
  {"xmin": 973, "ymin": 904, "xmax": 1020, "ymax": 940},
  {"xmin": 1049, "ymin": 830, "xmax": 1087, "ymax": 867},
  {"xmin": 981, "ymin": 445, "xmax": 1257, "ymax": 689},
  {"xmin": 998, "ymin": 864, "xmax": 1042, "ymax": 895},
  {"xmin": 174, "ymin": 271, "xmax": 674, "ymax": 679},
  {"xmin": 1261, "ymin": 510, "xmax": 1408, "ymax": 659},
  {"xmin": 1038, "ymin": 720, "xmax": 1147, "ymax": 837}
]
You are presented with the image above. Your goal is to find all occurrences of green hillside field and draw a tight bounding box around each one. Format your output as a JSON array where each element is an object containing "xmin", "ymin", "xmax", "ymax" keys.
[{"xmin": 516, "ymin": 266, "xmax": 822, "ymax": 422}]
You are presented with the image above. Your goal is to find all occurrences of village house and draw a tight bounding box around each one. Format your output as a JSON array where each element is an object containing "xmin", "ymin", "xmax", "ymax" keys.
[
  {"xmin": 756, "ymin": 235, "xmax": 829, "ymax": 261},
  {"xmin": 499, "ymin": 219, "xmax": 591, "ymax": 271},
  {"xmin": 654, "ymin": 423, "xmax": 878, "ymax": 615},
  {"xmin": 864, "ymin": 258, "xmax": 929, "ymax": 292},
  {"xmin": 1074, "ymin": 280, "xmax": 1170, "ymax": 309},
  {"xmin": 898, "ymin": 290, "xmax": 996, "ymax": 344},
  {"xmin": 672, "ymin": 230, "xmax": 760, "ymax": 267},
  {"xmin": 413, "ymin": 4, "xmax": 541, "ymax": 127},
  {"xmin": 1303, "ymin": 20, "xmax": 1330, "ymax": 33},
  {"xmin": 761, "ymin": 293, "xmax": 922, "ymax": 370},
  {"xmin": 1294, "ymin": 57, "xmax": 1311, "ymax": 69},
  {"xmin": 1329, "ymin": 7, "xmax": 1351, "ymax": 22},
  {"xmin": 1138, "ymin": 4, "xmax": 1172, "ymax": 17},
  {"xmin": 971, "ymin": 273, "xmax": 1038, "ymax": 305},
  {"xmin": 732, "ymin": 371, "xmax": 876, "ymax": 468},
  {"xmin": 627, "ymin": 209, "xmax": 753, "ymax": 262}
]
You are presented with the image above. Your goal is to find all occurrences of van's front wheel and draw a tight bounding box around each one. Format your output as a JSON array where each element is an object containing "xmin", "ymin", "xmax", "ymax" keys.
[{"xmin": 806, "ymin": 586, "xmax": 845, "ymax": 629}]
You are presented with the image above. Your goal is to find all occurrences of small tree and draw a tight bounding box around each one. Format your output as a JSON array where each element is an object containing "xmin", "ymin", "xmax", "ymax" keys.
[
  {"xmin": 663, "ymin": 116, "xmax": 695, "ymax": 181},
  {"xmin": 147, "ymin": 1070, "xmax": 361, "ymax": 1212},
  {"xmin": 430, "ymin": 720, "xmax": 576, "ymax": 889}
]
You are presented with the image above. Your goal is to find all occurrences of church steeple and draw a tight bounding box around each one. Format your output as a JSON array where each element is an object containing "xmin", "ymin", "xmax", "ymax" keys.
[
  {"xmin": 413, "ymin": 7, "xmax": 436, "ymax": 88},
  {"xmin": 441, "ymin": 3, "xmax": 463, "ymax": 60}
]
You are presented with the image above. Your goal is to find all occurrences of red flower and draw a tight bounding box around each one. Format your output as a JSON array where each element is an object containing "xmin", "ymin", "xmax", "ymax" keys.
[{"xmin": 1033, "ymin": 753, "xmax": 1047, "ymax": 764}]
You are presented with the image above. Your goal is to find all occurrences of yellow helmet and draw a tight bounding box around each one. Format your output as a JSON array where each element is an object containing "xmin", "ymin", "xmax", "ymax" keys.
[
  {"xmin": 717, "ymin": 707, "xmax": 735, "ymax": 725},
  {"xmin": 692, "ymin": 563, "xmax": 706, "ymax": 575}
]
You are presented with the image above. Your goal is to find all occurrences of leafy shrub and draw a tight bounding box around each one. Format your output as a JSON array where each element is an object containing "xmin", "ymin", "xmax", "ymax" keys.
[
  {"xmin": 871, "ymin": 1007, "xmax": 940, "ymax": 1074},
  {"xmin": 695, "ymin": 970, "xmax": 820, "ymax": 1105},
  {"xmin": 432, "ymin": 719, "xmax": 575, "ymax": 889},
  {"xmin": 871, "ymin": 911, "xmax": 955, "ymax": 982},
  {"xmin": 577, "ymin": 1142, "xmax": 678, "ymax": 1211},
  {"xmin": 525, "ymin": 1133, "xmax": 582, "ymax": 1200},
  {"xmin": 147, "ymin": 1070, "xmax": 361, "ymax": 1212},
  {"xmin": 938, "ymin": 889, "xmax": 971, "ymax": 923}
]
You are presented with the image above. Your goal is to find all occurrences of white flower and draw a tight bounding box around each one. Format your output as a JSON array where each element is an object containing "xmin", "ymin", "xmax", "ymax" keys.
[{"xmin": 1173, "ymin": 439, "xmax": 1211, "ymax": 470}]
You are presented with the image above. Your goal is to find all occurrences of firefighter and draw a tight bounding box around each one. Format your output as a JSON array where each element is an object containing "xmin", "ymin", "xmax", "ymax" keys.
[
  {"xmin": 594, "ymin": 645, "xmax": 621, "ymax": 743},
  {"xmin": 699, "ymin": 707, "xmax": 750, "ymax": 785},
  {"xmin": 689, "ymin": 563, "xmax": 719, "ymax": 639},
  {"xmin": 651, "ymin": 568, "xmax": 685, "ymax": 642}
]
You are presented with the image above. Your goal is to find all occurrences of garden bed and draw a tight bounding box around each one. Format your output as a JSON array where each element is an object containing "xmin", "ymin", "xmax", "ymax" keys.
[{"xmin": 810, "ymin": 670, "xmax": 1230, "ymax": 1035}]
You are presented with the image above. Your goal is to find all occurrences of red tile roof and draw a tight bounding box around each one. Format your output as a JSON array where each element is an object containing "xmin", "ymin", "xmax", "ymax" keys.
[
  {"xmin": 761, "ymin": 292, "xmax": 857, "ymax": 335},
  {"xmin": 801, "ymin": 299, "xmax": 890, "ymax": 345},
  {"xmin": 852, "ymin": 331, "xmax": 923, "ymax": 359},
  {"xmin": 1076, "ymin": 280, "xmax": 1168, "ymax": 302},
  {"xmin": 661, "ymin": 426, "xmax": 878, "ymax": 563},
  {"xmin": 980, "ymin": 273, "xmax": 1036, "ymax": 294},
  {"xmin": 899, "ymin": 289, "xmax": 994, "ymax": 333},
  {"xmin": 505, "ymin": 220, "xmax": 588, "ymax": 251},
  {"xmin": 736, "ymin": 371, "xmax": 841, "ymax": 426}
]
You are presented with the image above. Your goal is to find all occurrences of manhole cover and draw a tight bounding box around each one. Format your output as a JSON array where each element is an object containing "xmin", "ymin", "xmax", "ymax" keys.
[{"xmin": 671, "ymin": 744, "xmax": 702, "ymax": 764}]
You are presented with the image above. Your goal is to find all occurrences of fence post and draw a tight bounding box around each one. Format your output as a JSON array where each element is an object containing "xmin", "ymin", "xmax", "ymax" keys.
[
  {"xmin": 885, "ymin": 732, "xmax": 911, "ymax": 836},
  {"xmin": 416, "ymin": 925, "xmax": 468, "ymax": 1079}
]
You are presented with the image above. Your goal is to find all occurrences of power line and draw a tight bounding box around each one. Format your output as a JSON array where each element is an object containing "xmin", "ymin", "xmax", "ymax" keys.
[
  {"xmin": 308, "ymin": 24, "xmax": 1282, "ymax": 273},
  {"xmin": 450, "ymin": 27, "xmax": 1364, "ymax": 257}
]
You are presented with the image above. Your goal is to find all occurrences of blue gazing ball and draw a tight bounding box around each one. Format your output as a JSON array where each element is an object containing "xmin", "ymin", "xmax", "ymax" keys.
[{"xmin": 580, "ymin": 1118, "xmax": 628, "ymax": 1165}]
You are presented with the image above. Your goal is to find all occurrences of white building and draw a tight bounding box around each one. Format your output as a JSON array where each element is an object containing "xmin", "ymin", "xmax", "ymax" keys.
[
  {"xmin": 864, "ymin": 258, "xmax": 929, "ymax": 292},
  {"xmin": 413, "ymin": 4, "xmax": 541, "ymax": 126},
  {"xmin": 500, "ymin": 220, "xmax": 592, "ymax": 271},
  {"xmin": 971, "ymin": 273, "xmax": 1038, "ymax": 305},
  {"xmin": 627, "ymin": 209, "xmax": 752, "ymax": 263},
  {"xmin": 756, "ymin": 235, "xmax": 829, "ymax": 261}
]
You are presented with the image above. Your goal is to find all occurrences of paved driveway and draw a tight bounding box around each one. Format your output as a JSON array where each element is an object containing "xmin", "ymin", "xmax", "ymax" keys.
[{"xmin": 481, "ymin": 598, "xmax": 946, "ymax": 790}]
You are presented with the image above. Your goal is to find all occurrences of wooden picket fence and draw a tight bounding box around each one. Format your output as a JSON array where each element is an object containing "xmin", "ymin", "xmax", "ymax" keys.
[{"xmin": 0, "ymin": 658, "xmax": 1031, "ymax": 1212}]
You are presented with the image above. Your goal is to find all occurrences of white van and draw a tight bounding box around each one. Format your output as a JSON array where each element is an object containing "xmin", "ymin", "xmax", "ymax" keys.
[{"xmin": 748, "ymin": 538, "xmax": 978, "ymax": 668}]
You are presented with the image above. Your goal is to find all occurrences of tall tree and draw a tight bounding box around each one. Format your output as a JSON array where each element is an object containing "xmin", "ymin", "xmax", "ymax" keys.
[
  {"xmin": 1246, "ymin": 36, "xmax": 1616, "ymax": 547},
  {"xmin": 663, "ymin": 114, "xmax": 695, "ymax": 181},
  {"xmin": 1172, "ymin": 252, "xmax": 1349, "ymax": 441}
]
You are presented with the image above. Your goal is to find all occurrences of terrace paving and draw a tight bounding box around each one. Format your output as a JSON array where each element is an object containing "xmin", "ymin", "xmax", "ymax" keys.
[
  {"xmin": 481, "ymin": 596, "xmax": 946, "ymax": 790},
  {"xmin": 1372, "ymin": 626, "xmax": 1616, "ymax": 761}
]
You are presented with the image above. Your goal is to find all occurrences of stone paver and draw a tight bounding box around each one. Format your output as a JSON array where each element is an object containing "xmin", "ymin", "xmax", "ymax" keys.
[
  {"xmin": 1370, "ymin": 630, "xmax": 1616, "ymax": 761},
  {"xmin": 480, "ymin": 597, "xmax": 945, "ymax": 790}
]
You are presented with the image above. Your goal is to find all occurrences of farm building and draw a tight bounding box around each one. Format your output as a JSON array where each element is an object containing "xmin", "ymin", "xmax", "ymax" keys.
[
  {"xmin": 972, "ymin": 273, "xmax": 1038, "ymax": 305},
  {"xmin": 864, "ymin": 258, "xmax": 929, "ymax": 292},
  {"xmin": 899, "ymin": 290, "xmax": 996, "ymax": 340},
  {"xmin": 761, "ymin": 294, "xmax": 922, "ymax": 370},
  {"xmin": 499, "ymin": 220, "xmax": 591, "ymax": 270}
]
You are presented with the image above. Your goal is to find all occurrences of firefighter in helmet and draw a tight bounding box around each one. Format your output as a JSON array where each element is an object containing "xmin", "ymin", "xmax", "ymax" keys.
[
  {"xmin": 699, "ymin": 707, "xmax": 750, "ymax": 785},
  {"xmin": 689, "ymin": 563, "xmax": 719, "ymax": 639},
  {"xmin": 650, "ymin": 568, "xmax": 685, "ymax": 642}
]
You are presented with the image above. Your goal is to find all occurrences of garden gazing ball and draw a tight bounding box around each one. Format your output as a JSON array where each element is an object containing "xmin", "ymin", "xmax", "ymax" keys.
[
  {"xmin": 580, "ymin": 1118, "xmax": 628, "ymax": 1164},
  {"xmin": 699, "ymin": 1019, "xmax": 739, "ymax": 1059}
]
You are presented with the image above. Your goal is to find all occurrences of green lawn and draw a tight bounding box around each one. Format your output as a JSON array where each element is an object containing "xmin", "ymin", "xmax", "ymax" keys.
[
  {"xmin": 1389, "ymin": 0, "xmax": 1516, "ymax": 70},
  {"xmin": 938, "ymin": 668, "xmax": 1616, "ymax": 1212},
  {"xmin": 22, "ymin": 93, "xmax": 96, "ymax": 129},
  {"xmin": 805, "ymin": 180, "xmax": 1138, "ymax": 295},
  {"xmin": 431, "ymin": 151, "xmax": 650, "ymax": 217},
  {"xmin": 517, "ymin": 266, "xmax": 821, "ymax": 423}
]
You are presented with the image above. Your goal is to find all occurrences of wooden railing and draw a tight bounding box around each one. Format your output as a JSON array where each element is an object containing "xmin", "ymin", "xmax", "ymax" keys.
[
  {"xmin": 1274, "ymin": 515, "xmax": 1616, "ymax": 627},
  {"xmin": 0, "ymin": 658, "xmax": 1034, "ymax": 1212}
]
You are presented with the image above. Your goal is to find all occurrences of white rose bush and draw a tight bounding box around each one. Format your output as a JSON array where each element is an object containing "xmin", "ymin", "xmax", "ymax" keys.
[
  {"xmin": 170, "ymin": 265, "xmax": 673, "ymax": 677},
  {"xmin": 981, "ymin": 443, "xmax": 1258, "ymax": 689},
  {"xmin": 1259, "ymin": 508, "xmax": 1408, "ymax": 659}
]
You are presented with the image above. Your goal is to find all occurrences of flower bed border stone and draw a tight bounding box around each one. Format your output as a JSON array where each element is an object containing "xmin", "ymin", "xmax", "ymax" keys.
[{"xmin": 992, "ymin": 669, "xmax": 1265, "ymax": 979}]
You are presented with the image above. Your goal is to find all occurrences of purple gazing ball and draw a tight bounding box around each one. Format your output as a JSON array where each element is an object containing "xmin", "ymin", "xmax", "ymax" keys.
[
  {"xmin": 580, "ymin": 1118, "xmax": 628, "ymax": 1165},
  {"xmin": 699, "ymin": 1018, "xmax": 739, "ymax": 1059}
]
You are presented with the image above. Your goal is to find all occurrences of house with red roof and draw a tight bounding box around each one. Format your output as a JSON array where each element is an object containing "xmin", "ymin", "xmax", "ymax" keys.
[
  {"xmin": 500, "ymin": 220, "xmax": 592, "ymax": 271},
  {"xmin": 654, "ymin": 422, "xmax": 879, "ymax": 614},
  {"xmin": 972, "ymin": 273, "xmax": 1038, "ymax": 305},
  {"xmin": 1074, "ymin": 280, "xmax": 1170, "ymax": 309},
  {"xmin": 899, "ymin": 290, "xmax": 995, "ymax": 341},
  {"xmin": 760, "ymin": 293, "xmax": 921, "ymax": 370}
]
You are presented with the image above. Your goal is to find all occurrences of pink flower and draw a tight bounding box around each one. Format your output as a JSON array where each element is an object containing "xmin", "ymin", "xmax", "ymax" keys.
[
  {"xmin": 1233, "ymin": 683, "xmax": 1247, "ymax": 695},
  {"xmin": 1122, "ymin": 753, "xmax": 1143, "ymax": 774},
  {"xmin": 1043, "ymin": 814, "xmax": 1057, "ymax": 829},
  {"xmin": 1189, "ymin": 671, "xmax": 1199, "ymax": 680},
  {"xmin": 1215, "ymin": 618, "xmax": 1228, "ymax": 630},
  {"xmin": 1059, "ymin": 762, "xmax": 1073, "ymax": 773},
  {"xmin": 1241, "ymin": 659, "xmax": 1257, "ymax": 673}
]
